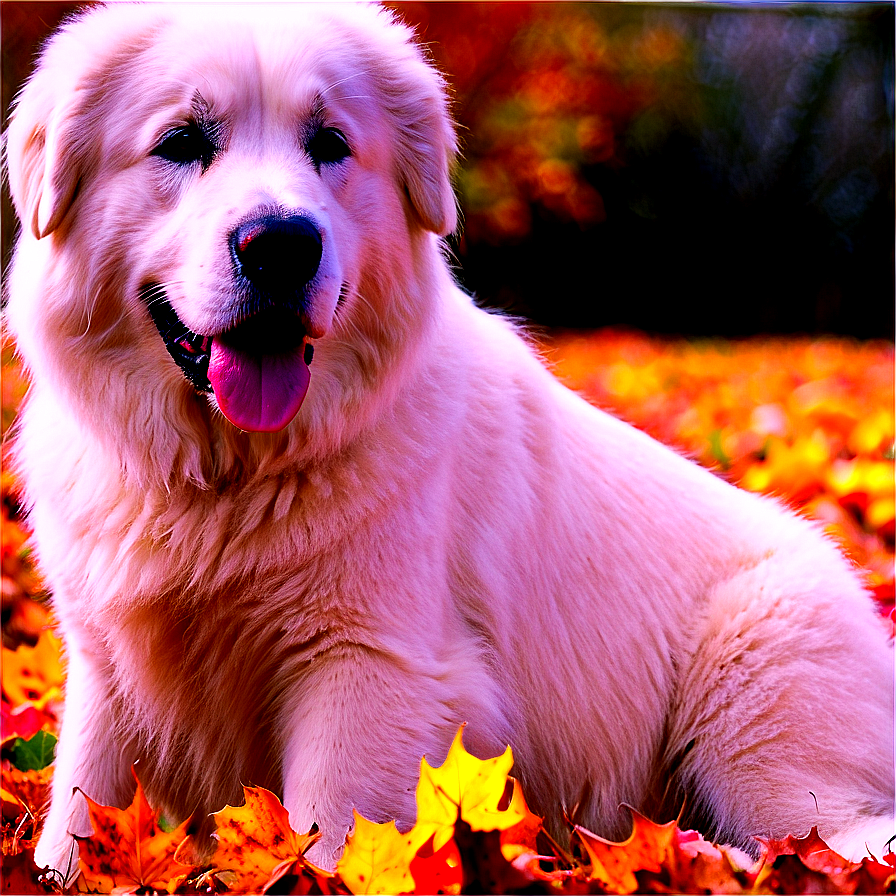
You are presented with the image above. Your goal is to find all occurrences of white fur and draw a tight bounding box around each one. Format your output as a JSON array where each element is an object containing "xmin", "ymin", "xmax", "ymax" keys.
[{"xmin": 4, "ymin": 3, "xmax": 893, "ymax": 880}]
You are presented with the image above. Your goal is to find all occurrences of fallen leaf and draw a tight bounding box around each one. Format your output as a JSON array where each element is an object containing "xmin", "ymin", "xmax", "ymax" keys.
[
  {"xmin": 77, "ymin": 771, "xmax": 191, "ymax": 894},
  {"xmin": 412, "ymin": 822, "xmax": 547, "ymax": 896},
  {"xmin": 10, "ymin": 729, "xmax": 57, "ymax": 771},
  {"xmin": 1, "ymin": 763, "xmax": 53, "ymax": 845},
  {"xmin": 414, "ymin": 725, "xmax": 531, "ymax": 851},
  {"xmin": 340, "ymin": 726, "xmax": 543, "ymax": 895},
  {"xmin": 574, "ymin": 808, "xmax": 676, "ymax": 894},
  {"xmin": 407, "ymin": 835, "xmax": 463, "ymax": 896},
  {"xmin": 757, "ymin": 826, "xmax": 895, "ymax": 894},
  {"xmin": 337, "ymin": 811, "xmax": 420, "ymax": 895},
  {"xmin": 450, "ymin": 821, "xmax": 534, "ymax": 895},
  {"xmin": 666, "ymin": 828, "xmax": 753, "ymax": 894},
  {"xmin": 498, "ymin": 777, "xmax": 542, "ymax": 861},
  {"xmin": 212, "ymin": 785, "xmax": 328, "ymax": 894}
]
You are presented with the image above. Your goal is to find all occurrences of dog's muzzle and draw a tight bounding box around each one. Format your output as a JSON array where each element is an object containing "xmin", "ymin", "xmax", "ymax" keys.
[{"xmin": 143, "ymin": 213, "xmax": 323, "ymax": 433}]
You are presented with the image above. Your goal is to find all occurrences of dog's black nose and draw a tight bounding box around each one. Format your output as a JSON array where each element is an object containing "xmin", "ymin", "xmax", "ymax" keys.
[{"xmin": 231, "ymin": 214, "xmax": 323, "ymax": 299}]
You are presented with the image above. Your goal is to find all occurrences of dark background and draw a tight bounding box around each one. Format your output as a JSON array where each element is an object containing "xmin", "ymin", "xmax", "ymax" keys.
[{"xmin": 3, "ymin": 2, "xmax": 893, "ymax": 338}]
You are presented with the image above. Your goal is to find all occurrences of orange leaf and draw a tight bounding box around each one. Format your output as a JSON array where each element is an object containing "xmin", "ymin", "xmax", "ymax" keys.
[
  {"xmin": 668, "ymin": 828, "xmax": 753, "ymax": 894},
  {"xmin": 757, "ymin": 826, "xmax": 895, "ymax": 894},
  {"xmin": 575, "ymin": 808, "xmax": 677, "ymax": 895},
  {"xmin": 212, "ymin": 785, "xmax": 325, "ymax": 893},
  {"xmin": 408, "ymin": 835, "xmax": 463, "ymax": 896},
  {"xmin": 759, "ymin": 825, "xmax": 850, "ymax": 869},
  {"xmin": 77, "ymin": 773, "xmax": 190, "ymax": 894},
  {"xmin": 497, "ymin": 777, "xmax": 542, "ymax": 861},
  {"xmin": 2, "ymin": 763, "xmax": 53, "ymax": 844}
]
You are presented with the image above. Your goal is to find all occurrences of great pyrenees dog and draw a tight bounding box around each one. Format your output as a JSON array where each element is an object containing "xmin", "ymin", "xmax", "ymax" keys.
[{"xmin": 5, "ymin": 2, "xmax": 893, "ymax": 879}]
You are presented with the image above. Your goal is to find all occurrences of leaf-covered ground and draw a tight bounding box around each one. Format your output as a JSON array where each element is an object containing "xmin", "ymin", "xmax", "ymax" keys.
[{"xmin": 2, "ymin": 331, "xmax": 894, "ymax": 895}]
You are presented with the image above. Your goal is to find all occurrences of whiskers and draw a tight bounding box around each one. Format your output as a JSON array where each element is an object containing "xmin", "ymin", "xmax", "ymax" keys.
[{"xmin": 139, "ymin": 280, "xmax": 187, "ymax": 311}]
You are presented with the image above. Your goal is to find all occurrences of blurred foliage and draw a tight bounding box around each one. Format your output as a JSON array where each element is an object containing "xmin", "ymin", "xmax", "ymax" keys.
[
  {"xmin": 549, "ymin": 330, "xmax": 895, "ymax": 594},
  {"xmin": 393, "ymin": 2, "xmax": 894, "ymax": 336},
  {"xmin": 420, "ymin": 4, "xmax": 698, "ymax": 242},
  {"xmin": 3, "ymin": 3, "xmax": 893, "ymax": 335}
]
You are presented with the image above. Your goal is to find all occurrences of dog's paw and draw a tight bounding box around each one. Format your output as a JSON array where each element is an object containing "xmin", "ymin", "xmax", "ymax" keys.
[{"xmin": 34, "ymin": 831, "xmax": 81, "ymax": 887}]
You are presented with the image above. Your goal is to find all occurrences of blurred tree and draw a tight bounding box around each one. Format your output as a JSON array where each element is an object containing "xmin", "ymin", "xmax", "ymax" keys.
[{"xmin": 394, "ymin": 2, "xmax": 894, "ymax": 338}]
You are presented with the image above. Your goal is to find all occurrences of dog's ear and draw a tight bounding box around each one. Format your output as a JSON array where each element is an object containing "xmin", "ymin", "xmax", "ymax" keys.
[
  {"xmin": 393, "ymin": 80, "xmax": 458, "ymax": 237},
  {"xmin": 5, "ymin": 8, "xmax": 124, "ymax": 239},
  {"xmin": 6, "ymin": 99, "xmax": 83, "ymax": 240},
  {"xmin": 376, "ymin": 16, "xmax": 458, "ymax": 237},
  {"xmin": 6, "ymin": 19, "xmax": 91, "ymax": 241}
]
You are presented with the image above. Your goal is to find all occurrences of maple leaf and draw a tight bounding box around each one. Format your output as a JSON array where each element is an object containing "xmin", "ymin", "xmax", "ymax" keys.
[
  {"xmin": 407, "ymin": 836, "xmax": 463, "ymax": 896},
  {"xmin": 574, "ymin": 808, "xmax": 676, "ymax": 895},
  {"xmin": 756, "ymin": 826, "xmax": 896, "ymax": 895},
  {"xmin": 414, "ymin": 725, "xmax": 534, "ymax": 850},
  {"xmin": 2, "ymin": 763, "xmax": 53, "ymax": 849},
  {"xmin": 212, "ymin": 785, "xmax": 331, "ymax": 894},
  {"xmin": 2, "ymin": 764, "xmax": 60, "ymax": 896},
  {"xmin": 338, "ymin": 726, "xmax": 542, "ymax": 895},
  {"xmin": 76, "ymin": 772, "xmax": 191, "ymax": 895},
  {"xmin": 337, "ymin": 811, "xmax": 422, "ymax": 895},
  {"xmin": 416, "ymin": 821, "xmax": 542, "ymax": 896},
  {"xmin": 497, "ymin": 777, "xmax": 542, "ymax": 860}
]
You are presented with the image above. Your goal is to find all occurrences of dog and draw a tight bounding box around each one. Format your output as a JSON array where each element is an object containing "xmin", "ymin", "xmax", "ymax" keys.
[{"xmin": 5, "ymin": 2, "xmax": 893, "ymax": 879}]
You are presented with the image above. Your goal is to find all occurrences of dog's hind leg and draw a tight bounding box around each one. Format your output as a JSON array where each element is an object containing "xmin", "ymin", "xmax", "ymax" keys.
[{"xmin": 662, "ymin": 551, "xmax": 894, "ymax": 859}]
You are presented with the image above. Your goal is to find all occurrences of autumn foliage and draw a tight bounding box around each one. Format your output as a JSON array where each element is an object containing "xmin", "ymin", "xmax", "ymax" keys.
[{"xmin": 2, "ymin": 332, "xmax": 894, "ymax": 894}]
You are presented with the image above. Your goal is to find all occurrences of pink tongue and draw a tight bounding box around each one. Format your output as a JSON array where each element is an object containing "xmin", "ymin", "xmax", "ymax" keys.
[{"xmin": 208, "ymin": 340, "xmax": 311, "ymax": 432}]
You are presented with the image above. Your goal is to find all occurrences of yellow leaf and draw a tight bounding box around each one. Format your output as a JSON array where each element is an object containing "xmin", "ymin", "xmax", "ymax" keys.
[
  {"xmin": 414, "ymin": 725, "xmax": 524, "ymax": 851},
  {"xmin": 337, "ymin": 810, "xmax": 421, "ymax": 895},
  {"xmin": 339, "ymin": 727, "xmax": 542, "ymax": 895},
  {"xmin": 498, "ymin": 778, "xmax": 542, "ymax": 861},
  {"xmin": 77, "ymin": 774, "xmax": 190, "ymax": 894},
  {"xmin": 212, "ymin": 785, "xmax": 324, "ymax": 893},
  {"xmin": 1, "ymin": 626, "xmax": 64, "ymax": 707}
]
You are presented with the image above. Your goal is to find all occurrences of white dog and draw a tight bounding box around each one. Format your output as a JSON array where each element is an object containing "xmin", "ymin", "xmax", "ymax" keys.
[{"xmin": 4, "ymin": 3, "xmax": 893, "ymax": 880}]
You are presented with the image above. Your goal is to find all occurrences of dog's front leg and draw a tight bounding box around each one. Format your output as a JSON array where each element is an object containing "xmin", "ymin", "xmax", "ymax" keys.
[
  {"xmin": 279, "ymin": 644, "xmax": 471, "ymax": 870},
  {"xmin": 34, "ymin": 632, "xmax": 136, "ymax": 885}
]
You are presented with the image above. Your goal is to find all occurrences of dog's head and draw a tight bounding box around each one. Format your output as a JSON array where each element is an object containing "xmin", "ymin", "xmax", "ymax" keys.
[{"xmin": 5, "ymin": 3, "xmax": 457, "ymax": 458}]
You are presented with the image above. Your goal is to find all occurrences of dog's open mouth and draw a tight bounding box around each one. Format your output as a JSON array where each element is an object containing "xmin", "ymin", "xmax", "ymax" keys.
[{"xmin": 143, "ymin": 285, "xmax": 313, "ymax": 433}]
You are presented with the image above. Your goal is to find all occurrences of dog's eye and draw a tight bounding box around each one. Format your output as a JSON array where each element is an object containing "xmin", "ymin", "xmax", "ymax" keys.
[
  {"xmin": 307, "ymin": 127, "xmax": 351, "ymax": 167},
  {"xmin": 152, "ymin": 124, "xmax": 215, "ymax": 167}
]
